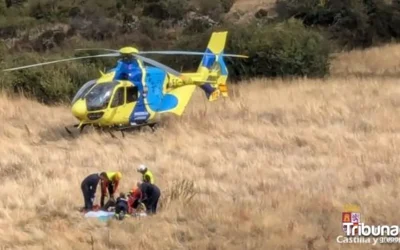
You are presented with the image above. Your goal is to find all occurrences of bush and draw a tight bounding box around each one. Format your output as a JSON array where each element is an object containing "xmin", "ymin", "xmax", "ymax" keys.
[
  {"xmin": 2, "ymin": 51, "xmax": 113, "ymax": 104},
  {"xmin": 193, "ymin": 0, "xmax": 236, "ymax": 21},
  {"xmin": 276, "ymin": 0, "xmax": 400, "ymax": 49},
  {"xmin": 142, "ymin": 0, "xmax": 191, "ymax": 20},
  {"xmin": 164, "ymin": 18, "xmax": 331, "ymax": 81}
]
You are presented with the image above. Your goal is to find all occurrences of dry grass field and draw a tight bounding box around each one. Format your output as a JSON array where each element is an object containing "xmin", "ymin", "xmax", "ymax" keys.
[
  {"xmin": 331, "ymin": 43, "xmax": 400, "ymax": 78},
  {"xmin": 1, "ymin": 43, "xmax": 400, "ymax": 250}
]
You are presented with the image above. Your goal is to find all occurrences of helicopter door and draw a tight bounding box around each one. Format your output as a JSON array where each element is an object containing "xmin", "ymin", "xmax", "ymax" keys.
[
  {"xmin": 109, "ymin": 87, "xmax": 126, "ymax": 124},
  {"xmin": 130, "ymin": 87, "xmax": 149, "ymax": 124},
  {"xmin": 125, "ymin": 86, "xmax": 139, "ymax": 122}
]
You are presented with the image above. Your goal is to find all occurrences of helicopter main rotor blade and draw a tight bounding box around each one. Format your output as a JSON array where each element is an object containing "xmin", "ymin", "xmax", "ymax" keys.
[
  {"xmin": 138, "ymin": 50, "xmax": 249, "ymax": 58},
  {"xmin": 2, "ymin": 53, "xmax": 120, "ymax": 72},
  {"xmin": 74, "ymin": 48, "xmax": 249, "ymax": 58},
  {"xmin": 75, "ymin": 48, "xmax": 120, "ymax": 53},
  {"xmin": 134, "ymin": 54, "xmax": 182, "ymax": 77}
]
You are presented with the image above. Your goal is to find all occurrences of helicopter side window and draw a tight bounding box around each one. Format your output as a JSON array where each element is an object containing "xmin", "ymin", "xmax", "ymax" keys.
[
  {"xmin": 111, "ymin": 87, "xmax": 125, "ymax": 108},
  {"xmin": 126, "ymin": 86, "xmax": 138, "ymax": 103}
]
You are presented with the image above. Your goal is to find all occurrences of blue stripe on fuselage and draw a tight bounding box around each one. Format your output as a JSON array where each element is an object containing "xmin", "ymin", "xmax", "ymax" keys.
[
  {"xmin": 145, "ymin": 66, "xmax": 178, "ymax": 112},
  {"xmin": 128, "ymin": 66, "xmax": 169, "ymax": 123},
  {"xmin": 144, "ymin": 66, "xmax": 166, "ymax": 111},
  {"xmin": 122, "ymin": 62, "xmax": 149, "ymax": 123},
  {"xmin": 157, "ymin": 94, "xmax": 178, "ymax": 111}
]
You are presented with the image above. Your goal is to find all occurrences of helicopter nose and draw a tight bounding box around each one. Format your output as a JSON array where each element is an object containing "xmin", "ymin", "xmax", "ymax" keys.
[{"xmin": 71, "ymin": 100, "xmax": 87, "ymax": 119}]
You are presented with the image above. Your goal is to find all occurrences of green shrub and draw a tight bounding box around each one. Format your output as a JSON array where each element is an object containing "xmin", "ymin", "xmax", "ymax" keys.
[
  {"xmin": 2, "ymin": 51, "xmax": 111, "ymax": 104},
  {"xmin": 164, "ymin": 18, "xmax": 331, "ymax": 81},
  {"xmin": 4, "ymin": 0, "xmax": 27, "ymax": 8},
  {"xmin": 28, "ymin": 0, "xmax": 73, "ymax": 21},
  {"xmin": 142, "ymin": 0, "xmax": 191, "ymax": 20},
  {"xmin": 275, "ymin": 0, "xmax": 400, "ymax": 49},
  {"xmin": 220, "ymin": 0, "xmax": 235, "ymax": 13},
  {"xmin": 139, "ymin": 17, "xmax": 160, "ymax": 39},
  {"xmin": 192, "ymin": 0, "xmax": 236, "ymax": 21}
]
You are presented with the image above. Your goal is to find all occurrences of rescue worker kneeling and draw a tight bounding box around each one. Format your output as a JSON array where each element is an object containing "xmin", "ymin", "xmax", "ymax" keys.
[
  {"xmin": 100, "ymin": 171, "xmax": 122, "ymax": 209},
  {"xmin": 128, "ymin": 187, "xmax": 142, "ymax": 213},
  {"xmin": 137, "ymin": 181, "xmax": 161, "ymax": 215},
  {"xmin": 114, "ymin": 192, "xmax": 129, "ymax": 220}
]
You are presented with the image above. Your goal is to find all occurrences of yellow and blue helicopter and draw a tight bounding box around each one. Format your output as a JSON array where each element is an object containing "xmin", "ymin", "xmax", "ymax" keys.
[{"xmin": 3, "ymin": 31, "xmax": 248, "ymax": 135}]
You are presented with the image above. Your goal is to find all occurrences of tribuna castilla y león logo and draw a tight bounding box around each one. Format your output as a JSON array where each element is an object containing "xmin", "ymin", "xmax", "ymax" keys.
[{"xmin": 337, "ymin": 204, "xmax": 400, "ymax": 245}]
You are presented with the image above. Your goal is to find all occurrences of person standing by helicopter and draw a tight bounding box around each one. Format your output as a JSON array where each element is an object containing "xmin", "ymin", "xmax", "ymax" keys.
[
  {"xmin": 100, "ymin": 171, "xmax": 122, "ymax": 207},
  {"xmin": 137, "ymin": 164, "xmax": 154, "ymax": 184}
]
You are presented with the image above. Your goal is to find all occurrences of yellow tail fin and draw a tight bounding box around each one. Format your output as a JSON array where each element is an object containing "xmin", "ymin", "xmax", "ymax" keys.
[{"xmin": 196, "ymin": 31, "xmax": 229, "ymax": 101}]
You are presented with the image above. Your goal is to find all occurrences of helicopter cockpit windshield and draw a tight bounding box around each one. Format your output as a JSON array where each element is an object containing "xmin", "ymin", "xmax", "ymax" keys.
[
  {"xmin": 85, "ymin": 81, "xmax": 119, "ymax": 111},
  {"xmin": 71, "ymin": 79, "xmax": 96, "ymax": 105}
]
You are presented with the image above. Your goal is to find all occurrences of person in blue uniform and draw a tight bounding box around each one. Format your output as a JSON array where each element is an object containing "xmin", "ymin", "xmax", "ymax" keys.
[
  {"xmin": 137, "ymin": 181, "xmax": 161, "ymax": 215},
  {"xmin": 114, "ymin": 192, "xmax": 129, "ymax": 220},
  {"xmin": 80, "ymin": 172, "xmax": 107, "ymax": 212}
]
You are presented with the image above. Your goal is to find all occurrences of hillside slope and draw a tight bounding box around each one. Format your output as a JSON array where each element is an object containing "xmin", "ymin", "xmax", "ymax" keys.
[{"xmin": 1, "ymin": 73, "xmax": 400, "ymax": 249}]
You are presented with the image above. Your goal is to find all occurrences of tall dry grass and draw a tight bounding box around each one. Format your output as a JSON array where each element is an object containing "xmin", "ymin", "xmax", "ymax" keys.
[
  {"xmin": 331, "ymin": 43, "xmax": 400, "ymax": 77},
  {"xmin": 1, "ymin": 44, "xmax": 400, "ymax": 249}
]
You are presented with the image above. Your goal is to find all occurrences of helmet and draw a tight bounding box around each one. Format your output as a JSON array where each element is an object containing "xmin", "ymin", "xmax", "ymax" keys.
[
  {"xmin": 137, "ymin": 164, "xmax": 147, "ymax": 172},
  {"xmin": 114, "ymin": 172, "xmax": 122, "ymax": 180}
]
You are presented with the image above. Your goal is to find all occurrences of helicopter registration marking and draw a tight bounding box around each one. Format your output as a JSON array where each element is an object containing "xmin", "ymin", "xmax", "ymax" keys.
[{"xmin": 170, "ymin": 78, "xmax": 184, "ymax": 87}]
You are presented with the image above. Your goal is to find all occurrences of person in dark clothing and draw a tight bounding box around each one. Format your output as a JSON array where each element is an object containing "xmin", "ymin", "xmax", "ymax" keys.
[
  {"xmin": 114, "ymin": 192, "xmax": 129, "ymax": 220},
  {"xmin": 137, "ymin": 181, "xmax": 161, "ymax": 215},
  {"xmin": 80, "ymin": 172, "xmax": 107, "ymax": 212}
]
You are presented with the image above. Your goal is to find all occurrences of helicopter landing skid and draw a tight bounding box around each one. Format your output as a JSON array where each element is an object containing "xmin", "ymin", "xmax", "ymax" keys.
[
  {"xmin": 64, "ymin": 124, "xmax": 88, "ymax": 136},
  {"xmin": 109, "ymin": 122, "xmax": 158, "ymax": 138},
  {"xmin": 63, "ymin": 122, "xmax": 157, "ymax": 138}
]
